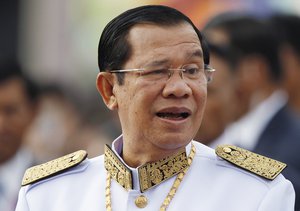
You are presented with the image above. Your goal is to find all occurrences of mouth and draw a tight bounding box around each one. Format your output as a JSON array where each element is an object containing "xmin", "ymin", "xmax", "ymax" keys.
[{"xmin": 156, "ymin": 108, "xmax": 191, "ymax": 120}]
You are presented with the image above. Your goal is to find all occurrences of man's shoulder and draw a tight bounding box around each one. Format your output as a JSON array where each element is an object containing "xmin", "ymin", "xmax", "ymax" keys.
[
  {"xmin": 21, "ymin": 151, "xmax": 104, "ymax": 190},
  {"xmin": 192, "ymin": 141, "xmax": 288, "ymax": 185},
  {"xmin": 215, "ymin": 144, "xmax": 286, "ymax": 180}
]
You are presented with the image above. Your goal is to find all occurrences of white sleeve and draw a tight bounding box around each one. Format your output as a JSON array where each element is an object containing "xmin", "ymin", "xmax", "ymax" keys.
[
  {"xmin": 15, "ymin": 186, "xmax": 30, "ymax": 211},
  {"xmin": 258, "ymin": 178, "xmax": 295, "ymax": 211}
]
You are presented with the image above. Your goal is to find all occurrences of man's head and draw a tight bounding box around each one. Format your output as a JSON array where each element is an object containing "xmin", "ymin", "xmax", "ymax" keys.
[
  {"xmin": 195, "ymin": 43, "xmax": 236, "ymax": 144},
  {"xmin": 270, "ymin": 14, "xmax": 300, "ymax": 113},
  {"xmin": 98, "ymin": 5, "xmax": 209, "ymax": 84},
  {"xmin": 0, "ymin": 61, "xmax": 38, "ymax": 163},
  {"xmin": 204, "ymin": 13, "xmax": 282, "ymax": 115},
  {"xmin": 97, "ymin": 5, "xmax": 211, "ymax": 163}
]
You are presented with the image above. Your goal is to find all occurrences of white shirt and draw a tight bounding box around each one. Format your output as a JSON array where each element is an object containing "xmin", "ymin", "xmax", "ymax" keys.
[
  {"xmin": 16, "ymin": 136, "xmax": 295, "ymax": 211},
  {"xmin": 210, "ymin": 90, "xmax": 288, "ymax": 150},
  {"xmin": 0, "ymin": 148, "xmax": 35, "ymax": 211}
]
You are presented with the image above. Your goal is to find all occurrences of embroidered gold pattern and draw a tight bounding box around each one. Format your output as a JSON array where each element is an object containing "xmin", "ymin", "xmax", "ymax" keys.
[
  {"xmin": 104, "ymin": 145, "xmax": 132, "ymax": 190},
  {"xmin": 138, "ymin": 148, "xmax": 188, "ymax": 192},
  {"xmin": 105, "ymin": 144, "xmax": 196, "ymax": 211},
  {"xmin": 216, "ymin": 145, "xmax": 286, "ymax": 180},
  {"xmin": 22, "ymin": 150, "xmax": 87, "ymax": 186}
]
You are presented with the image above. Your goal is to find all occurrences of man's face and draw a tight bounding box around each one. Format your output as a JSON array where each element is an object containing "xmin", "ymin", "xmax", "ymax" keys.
[
  {"xmin": 112, "ymin": 23, "xmax": 207, "ymax": 152},
  {"xmin": 195, "ymin": 53, "xmax": 235, "ymax": 144},
  {"xmin": 0, "ymin": 78, "xmax": 35, "ymax": 163}
]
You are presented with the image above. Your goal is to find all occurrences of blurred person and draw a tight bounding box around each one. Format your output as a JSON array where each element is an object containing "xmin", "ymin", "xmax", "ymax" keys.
[
  {"xmin": 202, "ymin": 12, "xmax": 250, "ymax": 120},
  {"xmin": 203, "ymin": 13, "xmax": 300, "ymax": 210},
  {"xmin": 24, "ymin": 85, "xmax": 82, "ymax": 162},
  {"xmin": 26, "ymin": 83, "xmax": 114, "ymax": 161},
  {"xmin": 0, "ymin": 61, "xmax": 38, "ymax": 211},
  {"xmin": 15, "ymin": 6, "xmax": 295, "ymax": 211},
  {"xmin": 270, "ymin": 14, "xmax": 300, "ymax": 115},
  {"xmin": 194, "ymin": 43, "xmax": 237, "ymax": 145}
]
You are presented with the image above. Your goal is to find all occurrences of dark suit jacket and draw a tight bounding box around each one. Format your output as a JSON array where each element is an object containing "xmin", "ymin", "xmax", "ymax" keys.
[{"xmin": 254, "ymin": 105, "xmax": 300, "ymax": 210}]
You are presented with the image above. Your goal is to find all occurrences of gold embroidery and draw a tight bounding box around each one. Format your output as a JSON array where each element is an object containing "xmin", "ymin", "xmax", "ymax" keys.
[
  {"xmin": 104, "ymin": 144, "xmax": 189, "ymax": 192},
  {"xmin": 216, "ymin": 145, "xmax": 286, "ymax": 180},
  {"xmin": 138, "ymin": 148, "xmax": 188, "ymax": 192},
  {"xmin": 105, "ymin": 144, "xmax": 196, "ymax": 211},
  {"xmin": 104, "ymin": 145, "xmax": 132, "ymax": 190},
  {"xmin": 22, "ymin": 150, "xmax": 87, "ymax": 186}
]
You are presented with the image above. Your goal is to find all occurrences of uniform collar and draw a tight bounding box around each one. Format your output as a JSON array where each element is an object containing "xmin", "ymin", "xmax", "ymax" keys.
[{"xmin": 104, "ymin": 135, "xmax": 192, "ymax": 192}]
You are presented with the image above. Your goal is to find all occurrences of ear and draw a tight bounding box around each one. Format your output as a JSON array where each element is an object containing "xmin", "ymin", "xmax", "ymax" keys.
[{"xmin": 96, "ymin": 72, "xmax": 118, "ymax": 110}]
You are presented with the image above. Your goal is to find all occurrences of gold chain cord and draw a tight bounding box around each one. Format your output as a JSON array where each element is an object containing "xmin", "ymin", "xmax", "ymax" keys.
[{"xmin": 105, "ymin": 143, "xmax": 196, "ymax": 211}]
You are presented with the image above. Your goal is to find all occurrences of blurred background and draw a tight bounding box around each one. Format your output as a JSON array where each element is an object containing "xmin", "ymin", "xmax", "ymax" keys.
[
  {"xmin": 2, "ymin": 0, "xmax": 299, "ymax": 160},
  {"xmin": 2, "ymin": 1, "xmax": 300, "ymax": 210}
]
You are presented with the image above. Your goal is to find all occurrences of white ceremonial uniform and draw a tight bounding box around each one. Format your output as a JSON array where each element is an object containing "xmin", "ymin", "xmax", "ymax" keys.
[{"xmin": 16, "ymin": 136, "xmax": 295, "ymax": 211}]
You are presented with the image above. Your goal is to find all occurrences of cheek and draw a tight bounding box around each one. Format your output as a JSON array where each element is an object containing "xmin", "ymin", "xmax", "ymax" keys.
[
  {"xmin": 192, "ymin": 86, "xmax": 207, "ymax": 125},
  {"xmin": 195, "ymin": 86, "xmax": 207, "ymax": 107}
]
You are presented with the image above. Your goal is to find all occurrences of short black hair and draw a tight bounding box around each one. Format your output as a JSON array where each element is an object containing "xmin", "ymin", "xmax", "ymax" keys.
[
  {"xmin": 0, "ymin": 61, "xmax": 39, "ymax": 102},
  {"xmin": 206, "ymin": 42, "xmax": 238, "ymax": 70},
  {"xmin": 203, "ymin": 13, "xmax": 282, "ymax": 82},
  {"xmin": 269, "ymin": 13, "xmax": 300, "ymax": 56},
  {"xmin": 98, "ymin": 5, "xmax": 209, "ymax": 84}
]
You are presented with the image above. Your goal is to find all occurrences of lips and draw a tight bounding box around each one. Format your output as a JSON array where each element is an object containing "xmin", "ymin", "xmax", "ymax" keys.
[{"xmin": 156, "ymin": 107, "xmax": 191, "ymax": 120}]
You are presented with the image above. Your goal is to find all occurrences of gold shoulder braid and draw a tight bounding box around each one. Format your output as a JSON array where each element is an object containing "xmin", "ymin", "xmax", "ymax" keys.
[
  {"xmin": 105, "ymin": 144, "xmax": 196, "ymax": 211},
  {"xmin": 216, "ymin": 145, "xmax": 286, "ymax": 180},
  {"xmin": 22, "ymin": 150, "xmax": 88, "ymax": 186}
]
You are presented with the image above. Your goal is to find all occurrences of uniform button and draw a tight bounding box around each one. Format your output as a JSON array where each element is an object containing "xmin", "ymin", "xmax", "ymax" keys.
[
  {"xmin": 223, "ymin": 147, "xmax": 232, "ymax": 153},
  {"xmin": 135, "ymin": 195, "xmax": 148, "ymax": 208}
]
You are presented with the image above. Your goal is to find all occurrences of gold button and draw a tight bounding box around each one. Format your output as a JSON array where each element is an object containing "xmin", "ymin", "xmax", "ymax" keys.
[
  {"xmin": 223, "ymin": 147, "xmax": 232, "ymax": 153},
  {"xmin": 135, "ymin": 195, "xmax": 148, "ymax": 208}
]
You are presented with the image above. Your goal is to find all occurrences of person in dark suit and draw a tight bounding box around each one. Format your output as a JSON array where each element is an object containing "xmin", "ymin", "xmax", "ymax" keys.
[
  {"xmin": 269, "ymin": 14, "xmax": 300, "ymax": 116},
  {"xmin": 202, "ymin": 13, "xmax": 300, "ymax": 210}
]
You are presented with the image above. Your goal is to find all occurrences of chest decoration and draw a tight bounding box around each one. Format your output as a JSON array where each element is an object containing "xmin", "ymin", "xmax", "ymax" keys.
[{"xmin": 104, "ymin": 144, "xmax": 196, "ymax": 210}]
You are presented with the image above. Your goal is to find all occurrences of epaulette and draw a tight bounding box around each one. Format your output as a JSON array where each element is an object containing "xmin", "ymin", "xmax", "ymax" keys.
[
  {"xmin": 216, "ymin": 145, "xmax": 286, "ymax": 180},
  {"xmin": 22, "ymin": 150, "xmax": 88, "ymax": 186}
]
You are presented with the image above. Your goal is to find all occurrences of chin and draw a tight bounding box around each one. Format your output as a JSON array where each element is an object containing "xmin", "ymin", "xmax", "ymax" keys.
[{"xmin": 156, "ymin": 135, "xmax": 192, "ymax": 150}]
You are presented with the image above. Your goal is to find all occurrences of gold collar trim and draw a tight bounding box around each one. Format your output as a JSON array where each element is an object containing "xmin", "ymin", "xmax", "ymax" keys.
[
  {"xmin": 104, "ymin": 144, "xmax": 189, "ymax": 192},
  {"xmin": 104, "ymin": 145, "xmax": 132, "ymax": 190}
]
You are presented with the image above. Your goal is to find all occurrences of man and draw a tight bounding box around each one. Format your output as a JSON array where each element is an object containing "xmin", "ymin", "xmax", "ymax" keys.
[
  {"xmin": 194, "ymin": 43, "xmax": 237, "ymax": 145},
  {"xmin": 0, "ymin": 61, "xmax": 38, "ymax": 211},
  {"xmin": 16, "ymin": 5, "xmax": 295, "ymax": 210},
  {"xmin": 203, "ymin": 13, "xmax": 300, "ymax": 210},
  {"xmin": 270, "ymin": 14, "xmax": 300, "ymax": 115}
]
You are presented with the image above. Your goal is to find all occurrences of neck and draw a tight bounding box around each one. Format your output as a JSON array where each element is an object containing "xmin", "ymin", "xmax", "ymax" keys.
[
  {"xmin": 288, "ymin": 96, "xmax": 300, "ymax": 114},
  {"xmin": 249, "ymin": 85, "xmax": 277, "ymax": 109}
]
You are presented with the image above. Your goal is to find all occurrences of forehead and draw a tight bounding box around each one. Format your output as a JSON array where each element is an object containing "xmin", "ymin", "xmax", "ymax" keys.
[
  {"xmin": 125, "ymin": 23, "xmax": 203, "ymax": 67},
  {"xmin": 0, "ymin": 78, "xmax": 28, "ymax": 103}
]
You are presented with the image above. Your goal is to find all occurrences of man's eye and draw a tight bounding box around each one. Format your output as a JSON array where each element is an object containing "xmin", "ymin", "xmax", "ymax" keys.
[
  {"xmin": 142, "ymin": 69, "xmax": 166, "ymax": 75},
  {"xmin": 185, "ymin": 67, "xmax": 200, "ymax": 75}
]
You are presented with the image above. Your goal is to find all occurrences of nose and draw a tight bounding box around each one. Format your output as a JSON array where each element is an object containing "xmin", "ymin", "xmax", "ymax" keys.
[
  {"xmin": 167, "ymin": 69, "xmax": 184, "ymax": 80},
  {"xmin": 162, "ymin": 71, "xmax": 192, "ymax": 98}
]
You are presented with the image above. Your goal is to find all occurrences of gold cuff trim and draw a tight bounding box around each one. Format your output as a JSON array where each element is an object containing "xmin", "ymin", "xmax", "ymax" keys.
[{"xmin": 216, "ymin": 145, "xmax": 286, "ymax": 180}]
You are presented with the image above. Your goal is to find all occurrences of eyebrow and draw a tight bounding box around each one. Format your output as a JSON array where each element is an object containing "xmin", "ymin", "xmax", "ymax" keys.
[
  {"xmin": 143, "ymin": 59, "xmax": 170, "ymax": 68},
  {"xmin": 143, "ymin": 49, "xmax": 204, "ymax": 68},
  {"xmin": 186, "ymin": 49, "xmax": 203, "ymax": 60}
]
